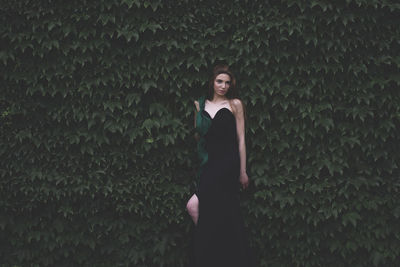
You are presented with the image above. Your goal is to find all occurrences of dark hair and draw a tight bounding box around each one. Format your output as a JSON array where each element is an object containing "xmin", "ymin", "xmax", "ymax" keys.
[{"xmin": 207, "ymin": 64, "xmax": 238, "ymax": 100}]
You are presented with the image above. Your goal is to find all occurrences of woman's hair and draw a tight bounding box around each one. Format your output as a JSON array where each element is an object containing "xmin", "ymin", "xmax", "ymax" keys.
[{"xmin": 207, "ymin": 64, "xmax": 238, "ymax": 100}]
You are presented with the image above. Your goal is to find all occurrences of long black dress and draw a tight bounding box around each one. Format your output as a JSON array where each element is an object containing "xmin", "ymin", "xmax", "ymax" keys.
[{"xmin": 194, "ymin": 106, "xmax": 253, "ymax": 267}]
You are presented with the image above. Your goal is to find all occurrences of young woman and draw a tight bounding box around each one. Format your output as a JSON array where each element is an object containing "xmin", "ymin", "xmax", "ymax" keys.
[{"xmin": 187, "ymin": 65, "xmax": 253, "ymax": 267}]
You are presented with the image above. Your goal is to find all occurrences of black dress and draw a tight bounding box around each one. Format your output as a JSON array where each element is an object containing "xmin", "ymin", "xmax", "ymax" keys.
[{"xmin": 194, "ymin": 107, "xmax": 253, "ymax": 267}]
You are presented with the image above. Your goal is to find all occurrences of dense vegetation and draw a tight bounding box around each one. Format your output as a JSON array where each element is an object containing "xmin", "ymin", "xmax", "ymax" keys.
[{"xmin": 1, "ymin": 0, "xmax": 399, "ymax": 266}]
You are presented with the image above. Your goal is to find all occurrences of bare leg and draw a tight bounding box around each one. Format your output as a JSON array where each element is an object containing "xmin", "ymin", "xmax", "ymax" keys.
[{"xmin": 186, "ymin": 194, "xmax": 199, "ymax": 225}]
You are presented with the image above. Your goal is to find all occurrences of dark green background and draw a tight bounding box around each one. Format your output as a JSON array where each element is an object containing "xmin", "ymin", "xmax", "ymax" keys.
[{"xmin": 1, "ymin": 0, "xmax": 400, "ymax": 266}]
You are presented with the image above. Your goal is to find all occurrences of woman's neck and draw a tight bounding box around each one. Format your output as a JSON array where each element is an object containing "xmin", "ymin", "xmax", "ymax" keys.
[{"xmin": 210, "ymin": 94, "xmax": 228, "ymax": 103}]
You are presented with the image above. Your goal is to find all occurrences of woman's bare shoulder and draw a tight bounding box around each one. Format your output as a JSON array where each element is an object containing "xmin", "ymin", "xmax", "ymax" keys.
[
  {"xmin": 231, "ymin": 98, "xmax": 242, "ymax": 106},
  {"xmin": 230, "ymin": 98, "xmax": 243, "ymax": 112}
]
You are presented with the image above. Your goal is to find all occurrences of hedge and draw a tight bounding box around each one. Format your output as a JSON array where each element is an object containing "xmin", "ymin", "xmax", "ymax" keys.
[{"xmin": 1, "ymin": 0, "xmax": 400, "ymax": 266}]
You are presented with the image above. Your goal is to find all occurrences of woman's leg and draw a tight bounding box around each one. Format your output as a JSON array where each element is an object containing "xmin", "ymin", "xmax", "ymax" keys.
[{"xmin": 186, "ymin": 193, "xmax": 199, "ymax": 225}]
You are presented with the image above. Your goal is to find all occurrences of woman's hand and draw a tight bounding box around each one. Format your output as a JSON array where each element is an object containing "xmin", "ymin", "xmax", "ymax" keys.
[{"xmin": 239, "ymin": 171, "xmax": 249, "ymax": 190}]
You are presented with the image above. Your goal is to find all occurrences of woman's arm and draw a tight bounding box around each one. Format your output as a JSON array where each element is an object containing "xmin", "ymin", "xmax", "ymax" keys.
[{"xmin": 232, "ymin": 99, "xmax": 249, "ymax": 189}]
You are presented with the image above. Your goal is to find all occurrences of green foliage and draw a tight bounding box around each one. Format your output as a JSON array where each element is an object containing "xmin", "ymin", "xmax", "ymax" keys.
[{"xmin": 1, "ymin": 0, "xmax": 400, "ymax": 266}]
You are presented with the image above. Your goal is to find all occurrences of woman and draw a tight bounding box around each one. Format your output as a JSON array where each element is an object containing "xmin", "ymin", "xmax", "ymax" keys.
[{"xmin": 186, "ymin": 65, "xmax": 253, "ymax": 267}]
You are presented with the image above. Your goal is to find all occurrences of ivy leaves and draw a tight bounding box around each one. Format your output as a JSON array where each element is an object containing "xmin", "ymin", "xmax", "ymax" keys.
[{"xmin": 1, "ymin": 0, "xmax": 400, "ymax": 266}]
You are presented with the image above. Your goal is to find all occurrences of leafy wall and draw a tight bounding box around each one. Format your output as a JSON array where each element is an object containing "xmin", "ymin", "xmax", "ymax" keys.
[{"xmin": 1, "ymin": 0, "xmax": 400, "ymax": 266}]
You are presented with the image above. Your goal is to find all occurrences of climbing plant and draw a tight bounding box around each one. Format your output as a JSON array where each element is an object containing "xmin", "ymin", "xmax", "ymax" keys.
[{"xmin": 1, "ymin": 0, "xmax": 400, "ymax": 266}]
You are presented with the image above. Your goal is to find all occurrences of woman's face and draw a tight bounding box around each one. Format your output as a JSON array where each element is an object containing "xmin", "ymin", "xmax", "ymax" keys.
[{"xmin": 213, "ymin": 73, "xmax": 231, "ymax": 97}]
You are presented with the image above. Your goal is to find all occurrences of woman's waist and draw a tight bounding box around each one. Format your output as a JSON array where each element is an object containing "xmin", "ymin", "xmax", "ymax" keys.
[
  {"xmin": 205, "ymin": 138, "xmax": 238, "ymax": 148},
  {"xmin": 206, "ymin": 147, "xmax": 239, "ymax": 158}
]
